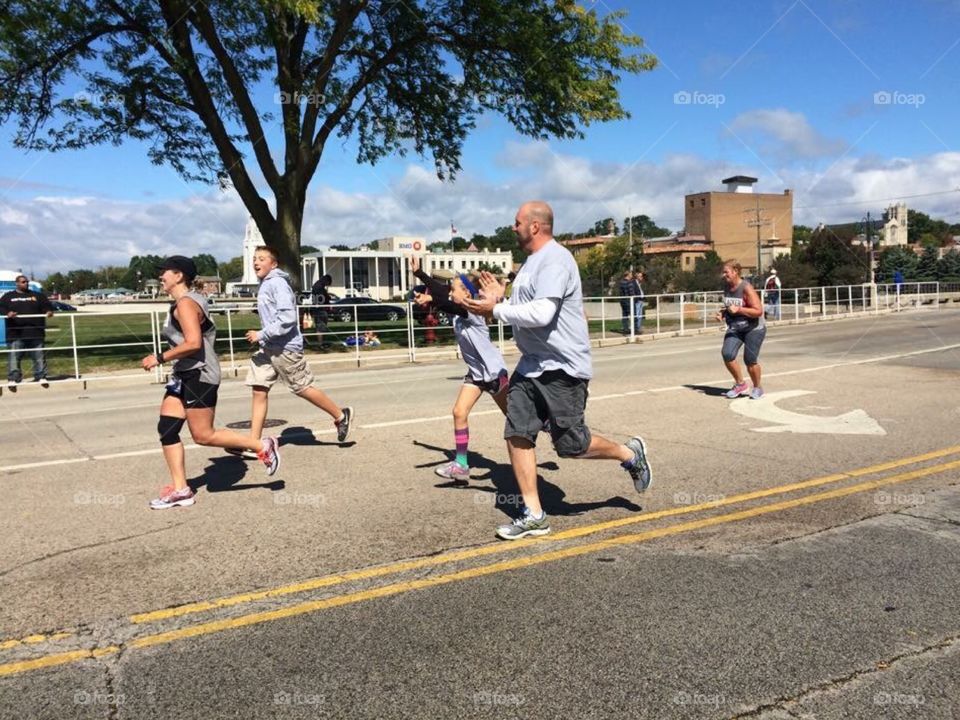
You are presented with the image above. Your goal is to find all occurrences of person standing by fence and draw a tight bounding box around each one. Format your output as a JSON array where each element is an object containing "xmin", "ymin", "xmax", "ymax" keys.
[
  {"xmin": 764, "ymin": 269, "xmax": 781, "ymax": 320},
  {"xmin": 1, "ymin": 274, "xmax": 53, "ymax": 390}
]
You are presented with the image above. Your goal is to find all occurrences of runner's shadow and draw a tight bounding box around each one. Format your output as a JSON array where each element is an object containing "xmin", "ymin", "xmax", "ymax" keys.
[
  {"xmin": 279, "ymin": 425, "xmax": 354, "ymax": 448},
  {"xmin": 684, "ymin": 384, "xmax": 730, "ymax": 397},
  {"xmin": 190, "ymin": 456, "xmax": 286, "ymax": 493},
  {"xmin": 413, "ymin": 440, "xmax": 639, "ymax": 518}
]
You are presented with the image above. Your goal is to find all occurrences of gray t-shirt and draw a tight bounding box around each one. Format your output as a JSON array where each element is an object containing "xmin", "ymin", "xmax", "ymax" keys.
[
  {"xmin": 454, "ymin": 312, "xmax": 507, "ymax": 383},
  {"xmin": 509, "ymin": 239, "xmax": 593, "ymax": 379}
]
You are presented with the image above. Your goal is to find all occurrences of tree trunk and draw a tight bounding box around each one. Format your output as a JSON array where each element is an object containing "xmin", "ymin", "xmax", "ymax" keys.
[{"xmin": 271, "ymin": 183, "xmax": 306, "ymax": 291}]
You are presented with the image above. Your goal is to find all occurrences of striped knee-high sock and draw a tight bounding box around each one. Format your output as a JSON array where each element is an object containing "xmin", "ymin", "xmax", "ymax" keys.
[{"xmin": 454, "ymin": 427, "xmax": 469, "ymax": 468}]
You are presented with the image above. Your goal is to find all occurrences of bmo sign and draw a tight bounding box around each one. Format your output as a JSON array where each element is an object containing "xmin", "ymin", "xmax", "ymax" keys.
[{"xmin": 377, "ymin": 236, "xmax": 426, "ymax": 252}]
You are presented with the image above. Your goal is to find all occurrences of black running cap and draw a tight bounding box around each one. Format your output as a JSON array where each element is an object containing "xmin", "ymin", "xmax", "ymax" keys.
[{"xmin": 157, "ymin": 256, "xmax": 197, "ymax": 281}]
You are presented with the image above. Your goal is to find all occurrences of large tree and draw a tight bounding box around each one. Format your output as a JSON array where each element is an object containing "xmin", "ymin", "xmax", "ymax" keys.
[{"xmin": 1, "ymin": 1, "xmax": 655, "ymax": 286}]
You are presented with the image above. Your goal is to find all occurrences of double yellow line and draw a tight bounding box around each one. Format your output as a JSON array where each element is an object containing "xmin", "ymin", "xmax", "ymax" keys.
[{"xmin": 3, "ymin": 445, "xmax": 959, "ymax": 678}]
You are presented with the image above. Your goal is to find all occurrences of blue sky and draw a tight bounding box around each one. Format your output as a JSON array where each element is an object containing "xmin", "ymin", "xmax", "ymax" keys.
[{"xmin": 2, "ymin": 0, "xmax": 959, "ymax": 276}]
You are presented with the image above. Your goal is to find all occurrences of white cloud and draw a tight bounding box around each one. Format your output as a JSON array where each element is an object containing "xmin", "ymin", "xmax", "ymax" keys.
[
  {"xmin": 2, "ymin": 145, "xmax": 958, "ymax": 278},
  {"xmin": 727, "ymin": 109, "xmax": 848, "ymax": 160}
]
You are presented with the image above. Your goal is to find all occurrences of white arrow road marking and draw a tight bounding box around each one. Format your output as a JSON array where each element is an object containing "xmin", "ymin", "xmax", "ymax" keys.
[{"xmin": 730, "ymin": 390, "xmax": 886, "ymax": 435}]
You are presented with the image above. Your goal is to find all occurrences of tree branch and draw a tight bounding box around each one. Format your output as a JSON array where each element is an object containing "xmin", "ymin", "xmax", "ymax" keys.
[
  {"xmin": 188, "ymin": 3, "xmax": 280, "ymax": 192},
  {"xmin": 156, "ymin": 0, "xmax": 274, "ymax": 231}
]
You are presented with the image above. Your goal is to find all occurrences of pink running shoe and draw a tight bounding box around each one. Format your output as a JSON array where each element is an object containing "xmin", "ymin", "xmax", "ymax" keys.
[
  {"xmin": 724, "ymin": 381, "xmax": 749, "ymax": 399},
  {"xmin": 435, "ymin": 461, "xmax": 470, "ymax": 481},
  {"xmin": 150, "ymin": 484, "xmax": 195, "ymax": 510},
  {"xmin": 258, "ymin": 436, "xmax": 281, "ymax": 476}
]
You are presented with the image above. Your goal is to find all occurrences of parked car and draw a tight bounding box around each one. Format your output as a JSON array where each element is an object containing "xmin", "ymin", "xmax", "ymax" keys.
[
  {"xmin": 330, "ymin": 297, "xmax": 406, "ymax": 322},
  {"xmin": 409, "ymin": 284, "xmax": 453, "ymax": 326},
  {"xmin": 50, "ymin": 300, "xmax": 78, "ymax": 312}
]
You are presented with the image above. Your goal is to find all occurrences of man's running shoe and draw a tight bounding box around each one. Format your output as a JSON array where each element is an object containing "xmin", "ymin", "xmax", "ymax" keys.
[
  {"xmin": 496, "ymin": 508, "xmax": 551, "ymax": 540},
  {"xmin": 150, "ymin": 485, "xmax": 195, "ymax": 510},
  {"xmin": 435, "ymin": 461, "xmax": 470, "ymax": 481},
  {"xmin": 623, "ymin": 436, "xmax": 653, "ymax": 492},
  {"xmin": 258, "ymin": 436, "xmax": 281, "ymax": 476},
  {"xmin": 225, "ymin": 447, "xmax": 260, "ymax": 460},
  {"xmin": 39, "ymin": 378, "xmax": 49, "ymax": 388},
  {"xmin": 750, "ymin": 387, "xmax": 764, "ymax": 400},
  {"xmin": 725, "ymin": 381, "xmax": 749, "ymax": 399},
  {"xmin": 335, "ymin": 407, "xmax": 354, "ymax": 442}
]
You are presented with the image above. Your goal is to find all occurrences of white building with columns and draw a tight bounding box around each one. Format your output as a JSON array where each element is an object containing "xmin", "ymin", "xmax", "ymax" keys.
[{"xmin": 300, "ymin": 236, "xmax": 513, "ymax": 300}]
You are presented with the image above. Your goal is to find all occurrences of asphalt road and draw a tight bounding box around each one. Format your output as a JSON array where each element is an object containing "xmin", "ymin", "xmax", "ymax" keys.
[{"xmin": 1, "ymin": 308, "xmax": 959, "ymax": 719}]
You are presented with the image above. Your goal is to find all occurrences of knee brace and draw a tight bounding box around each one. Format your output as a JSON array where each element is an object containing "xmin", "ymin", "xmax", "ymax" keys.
[{"xmin": 158, "ymin": 415, "xmax": 186, "ymax": 446}]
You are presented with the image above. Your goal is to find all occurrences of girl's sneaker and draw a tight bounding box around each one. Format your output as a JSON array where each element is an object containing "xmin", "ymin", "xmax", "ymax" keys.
[
  {"xmin": 150, "ymin": 485, "xmax": 195, "ymax": 510},
  {"xmin": 725, "ymin": 381, "xmax": 749, "ymax": 398},
  {"xmin": 750, "ymin": 387, "xmax": 765, "ymax": 400},
  {"xmin": 435, "ymin": 461, "xmax": 470, "ymax": 481}
]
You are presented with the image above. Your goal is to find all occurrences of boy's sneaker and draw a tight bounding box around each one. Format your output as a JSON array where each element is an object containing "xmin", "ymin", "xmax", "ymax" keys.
[
  {"xmin": 435, "ymin": 461, "xmax": 470, "ymax": 481},
  {"xmin": 150, "ymin": 485, "xmax": 195, "ymax": 510},
  {"xmin": 496, "ymin": 508, "xmax": 551, "ymax": 540},
  {"xmin": 225, "ymin": 447, "xmax": 260, "ymax": 460},
  {"xmin": 623, "ymin": 436, "xmax": 653, "ymax": 492},
  {"xmin": 335, "ymin": 407, "xmax": 353, "ymax": 442},
  {"xmin": 258, "ymin": 436, "xmax": 281, "ymax": 476},
  {"xmin": 750, "ymin": 387, "xmax": 764, "ymax": 400},
  {"xmin": 725, "ymin": 381, "xmax": 749, "ymax": 399}
]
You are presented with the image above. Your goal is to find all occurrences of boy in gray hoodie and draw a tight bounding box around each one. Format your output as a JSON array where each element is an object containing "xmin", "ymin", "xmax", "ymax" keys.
[{"xmin": 236, "ymin": 246, "xmax": 353, "ymax": 453}]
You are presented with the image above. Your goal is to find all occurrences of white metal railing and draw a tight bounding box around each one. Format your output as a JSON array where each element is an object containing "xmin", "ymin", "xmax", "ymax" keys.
[{"xmin": 0, "ymin": 282, "xmax": 950, "ymax": 387}]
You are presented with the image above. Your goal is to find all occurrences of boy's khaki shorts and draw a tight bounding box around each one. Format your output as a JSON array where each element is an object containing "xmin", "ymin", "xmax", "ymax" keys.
[{"xmin": 245, "ymin": 348, "xmax": 315, "ymax": 394}]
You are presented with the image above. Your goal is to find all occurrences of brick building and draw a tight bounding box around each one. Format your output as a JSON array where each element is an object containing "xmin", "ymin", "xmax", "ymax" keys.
[{"xmin": 684, "ymin": 176, "xmax": 793, "ymax": 273}]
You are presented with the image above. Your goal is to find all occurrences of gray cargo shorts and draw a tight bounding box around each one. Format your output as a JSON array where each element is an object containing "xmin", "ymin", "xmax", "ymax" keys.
[{"xmin": 504, "ymin": 369, "xmax": 592, "ymax": 457}]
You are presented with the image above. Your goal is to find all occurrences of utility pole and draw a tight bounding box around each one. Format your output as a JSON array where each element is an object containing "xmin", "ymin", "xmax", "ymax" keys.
[
  {"xmin": 744, "ymin": 197, "xmax": 771, "ymax": 276},
  {"xmin": 862, "ymin": 211, "xmax": 876, "ymax": 284}
]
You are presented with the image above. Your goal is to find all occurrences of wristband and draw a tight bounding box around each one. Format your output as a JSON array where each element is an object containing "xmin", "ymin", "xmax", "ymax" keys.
[{"xmin": 156, "ymin": 351, "xmax": 165, "ymax": 364}]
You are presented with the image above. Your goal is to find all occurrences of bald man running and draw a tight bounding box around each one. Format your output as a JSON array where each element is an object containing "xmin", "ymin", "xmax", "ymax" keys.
[{"xmin": 465, "ymin": 201, "xmax": 652, "ymax": 540}]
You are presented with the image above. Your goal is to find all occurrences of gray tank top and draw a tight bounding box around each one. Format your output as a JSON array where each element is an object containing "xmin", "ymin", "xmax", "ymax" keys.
[
  {"xmin": 723, "ymin": 281, "xmax": 764, "ymax": 331},
  {"xmin": 162, "ymin": 292, "xmax": 221, "ymax": 385}
]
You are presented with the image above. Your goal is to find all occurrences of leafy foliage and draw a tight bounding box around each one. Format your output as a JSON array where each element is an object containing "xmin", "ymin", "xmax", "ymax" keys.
[{"xmin": 1, "ymin": 0, "xmax": 656, "ymax": 282}]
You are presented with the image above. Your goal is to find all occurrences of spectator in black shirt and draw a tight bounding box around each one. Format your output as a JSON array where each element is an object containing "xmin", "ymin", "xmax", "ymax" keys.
[{"xmin": 1, "ymin": 275, "xmax": 54, "ymax": 389}]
